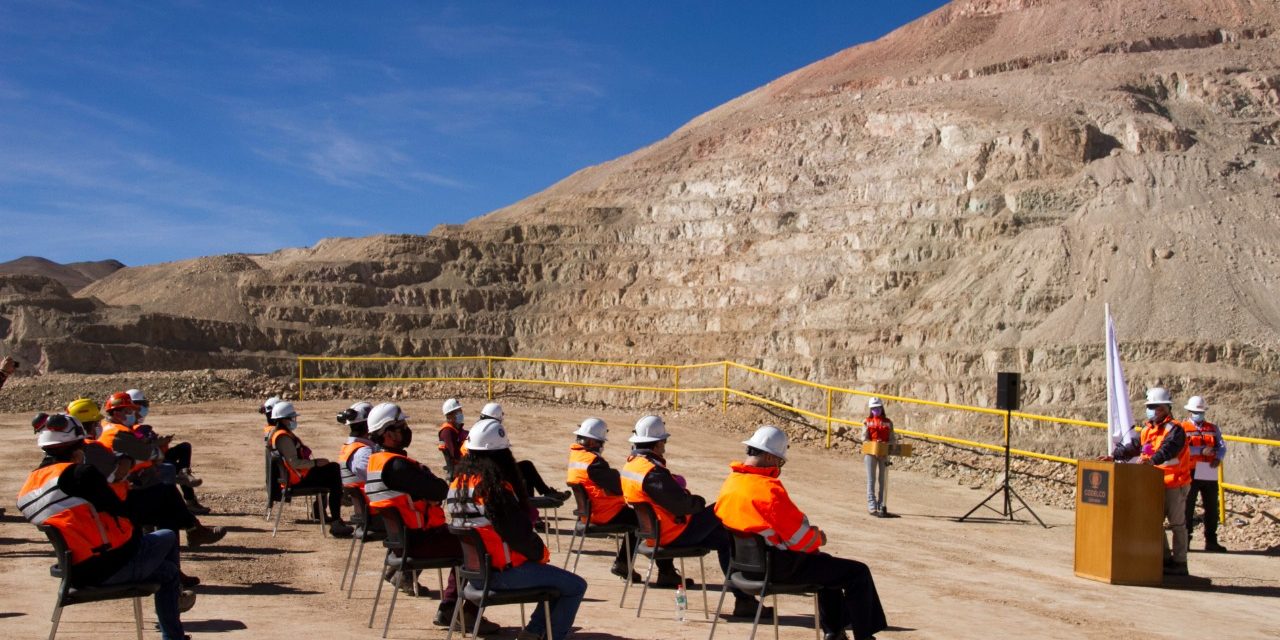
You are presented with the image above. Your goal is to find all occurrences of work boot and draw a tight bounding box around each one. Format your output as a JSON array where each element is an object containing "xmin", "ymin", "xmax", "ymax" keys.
[
  {"xmin": 823, "ymin": 632, "xmax": 849, "ymax": 640},
  {"xmin": 728, "ymin": 597, "xmax": 774, "ymax": 619},
  {"xmin": 185, "ymin": 500, "xmax": 212, "ymax": 516},
  {"xmin": 1163, "ymin": 562, "xmax": 1189, "ymax": 576},
  {"xmin": 1205, "ymin": 540, "xmax": 1228, "ymax": 553},
  {"xmin": 453, "ymin": 602, "xmax": 500, "ymax": 635},
  {"xmin": 329, "ymin": 520, "xmax": 354, "ymax": 538},
  {"xmin": 187, "ymin": 525, "xmax": 227, "ymax": 547},
  {"xmin": 178, "ymin": 589, "xmax": 197, "ymax": 613},
  {"xmin": 179, "ymin": 572, "xmax": 201, "ymax": 588},
  {"xmin": 176, "ymin": 469, "xmax": 203, "ymax": 488},
  {"xmin": 515, "ymin": 630, "xmax": 543, "ymax": 640},
  {"xmin": 547, "ymin": 488, "xmax": 571, "ymax": 502},
  {"xmin": 610, "ymin": 561, "xmax": 642, "ymax": 583},
  {"xmin": 651, "ymin": 567, "xmax": 689, "ymax": 588}
]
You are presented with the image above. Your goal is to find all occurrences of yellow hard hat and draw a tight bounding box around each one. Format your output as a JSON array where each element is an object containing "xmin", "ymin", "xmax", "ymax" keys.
[{"xmin": 67, "ymin": 398, "xmax": 104, "ymax": 424}]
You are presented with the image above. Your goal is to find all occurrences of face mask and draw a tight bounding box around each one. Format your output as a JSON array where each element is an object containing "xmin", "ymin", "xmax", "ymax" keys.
[
  {"xmin": 138, "ymin": 406, "xmax": 149, "ymax": 420},
  {"xmin": 283, "ymin": 418, "xmax": 297, "ymax": 431},
  {"xmin": 871, "ymin": 408, "xmax": 884, "ymax": 418},
  {"xmin": 401, "ymin": 427, "xmax": 413, "ymax": 448},
  {"xmin": 1145, "ymin": 408, "xmax": 1157, "ymax": 421},
  {"xmin": 455, "ymin": 413, "xmax": 464, "ymax": 425},
  {"xmin": 1190, "ymin": 413, "xmax": 1204, "ymax": 424},
  {"xmin": 122, "ymin": 413, "xmax": 137, "ymax": 427}
]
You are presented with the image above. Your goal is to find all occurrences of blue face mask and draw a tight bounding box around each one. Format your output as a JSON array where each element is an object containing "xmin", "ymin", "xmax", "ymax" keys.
[
  {"xmin": 455, "ymin": 413, "xmax": 464, "ymax": 424},
  {"xmin": 1190, "ymin": 412, "xmax": 1204, "ymax": 424},
  {"xmin": 122, "ymin": 413, "xmax": 137, "ymax": 427},
  {"xmin": 1145, "ymin": 408, "xmax": 1157, "ymax": 421},
  {"xmin": 138, "ymin": 406, "xmax": 149, "ymax": 420}
]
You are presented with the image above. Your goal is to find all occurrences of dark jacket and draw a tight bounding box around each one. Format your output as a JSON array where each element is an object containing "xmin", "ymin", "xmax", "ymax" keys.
[
  {"xmin": 40, "ymin": 458, "xmax": 141, "ymax": 587},
  {"xmin": 584, "ymin": 449, "xmax": 623, "ymax": 495},
  {"xmin": 1112, "ymin": 416, "xmax": 1186, "ymax": 465},
  {"xmin": 632, "ymin": 449, "xmax": 706, "ymax": 521},
  {"xmin": 379, "ymin": 447, "xmax": 449, "ymax": 503}
]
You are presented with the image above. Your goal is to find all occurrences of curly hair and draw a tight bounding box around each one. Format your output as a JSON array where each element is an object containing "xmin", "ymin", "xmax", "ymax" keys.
[{"xmin": 453, "ymin": 448, "xmax": 531, "ymax": 515}]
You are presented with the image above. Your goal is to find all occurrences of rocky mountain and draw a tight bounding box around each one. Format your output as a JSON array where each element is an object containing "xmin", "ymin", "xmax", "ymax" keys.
[
  {"xmin": 3, "ymin": 0, "xmax": 1279, "ymax": 479},
  {"xmin": 0, "ymin": 257, "xmax": 125, "ymax": 292}
]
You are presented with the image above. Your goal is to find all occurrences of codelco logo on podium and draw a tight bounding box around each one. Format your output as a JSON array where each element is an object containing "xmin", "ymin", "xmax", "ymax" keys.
[{"xmin": 1081, "ymin": 469, "xmax": 1109, "ymax": 506}]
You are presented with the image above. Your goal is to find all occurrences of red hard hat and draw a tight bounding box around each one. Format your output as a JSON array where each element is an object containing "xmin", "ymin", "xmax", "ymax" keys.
[{"xmin": 103, "ymin": 391, "xmax": 140, "ymax": 413}]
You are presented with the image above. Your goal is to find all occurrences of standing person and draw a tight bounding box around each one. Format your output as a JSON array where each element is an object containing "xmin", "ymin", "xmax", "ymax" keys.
[
  {"xmin": 336, "ymin": 401, "xmax": 375, "ymax": 489},
  {"xmin": 267, "ymin": 401, "xmax": 354, "ymax": 537},
  {"xmin": 717, "ymin": 426, "xmax": 888, "ymax": 640},
  {"xmin": 364, "ymin": 403, "xmax": 498, "ymax": 631},
  {"xmin": 19, "ymin": 416, "xmax": 195, "ymax": 640},
  {"xmin": 1110, "ymin": 387, "xmax": 1191, "ymax": 575},
  {"xmin": 621, "ymin": 415, "xmax": 766, "ymax": 615},
  {"xmin": 128, "ymin": 388, "xmax": 208, "ymax": 515},
  {"xmin": 565, "ymin": 417, "xmax": 676, "ymax": 581},
  {"xmin": 439, "ymin": 398, "xmax": 467, "ymax": 480},
  {"xmin": 448, "ymin": 418, "xmax": 587, "ymax": 640},
  {"xmin": 1182, "ymin": 396, "xmax": 1228, "ymax": 553},
  {"xmin": 861, "ymin": 398, "xmax": 894, "ymax": 517}
]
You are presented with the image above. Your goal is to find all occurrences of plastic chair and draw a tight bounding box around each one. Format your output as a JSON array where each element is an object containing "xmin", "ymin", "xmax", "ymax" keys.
[
  {"xmin": 707, "ymin": 532, "xmax": 821, "ymax": 640},
  {"xmin": 368, "ymin": 509, "xmax": 459, "ymax": 638},
  {"xmin": 446, "ymin": 526, "xmax": 559, "ymax": 640},
  {"xmin": 621, "ymin": 502, "xmax": 710, "ymax": 618},
  {"xmin": 562, "ymin": 483, "xmax": 634, "ymax": 572},
  {"xmin": 269, "ymin": 452, "xmax": 327, "ymax": 538},
  {"xmin": 38, "ymin": 525, "xmax": 160, "ymax": 640},
  {"xmin": 340, "ymin": 486, "xmax": 386, "ymax": 597},
  {"xmin": 529, "ymin": 494, "xmax": 563, "ymax": 552}
]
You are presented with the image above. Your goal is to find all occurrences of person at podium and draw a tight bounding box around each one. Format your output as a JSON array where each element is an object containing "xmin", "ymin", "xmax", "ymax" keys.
[{"xmin": 1106, "ymin": 387, "xmax": 1192, "ymax": 576}]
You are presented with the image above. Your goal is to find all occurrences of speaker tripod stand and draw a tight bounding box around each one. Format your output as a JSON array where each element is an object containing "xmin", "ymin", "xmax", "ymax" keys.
[{"xmin": 958, "ymin": 409, "xmax": 1047, "ymax": 528}]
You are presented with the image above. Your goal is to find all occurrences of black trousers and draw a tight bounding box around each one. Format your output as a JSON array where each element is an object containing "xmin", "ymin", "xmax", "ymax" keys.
[
  {"xmin": 125, "ymin": 483, "xmax": 198, "ymax": 531},
  {"xmin": 1185, "ymin": 478, "xmax": 1220, "ymax": 542},
  {"xmin": 293, "ymin": 462, "xmax": 344, "ymax": 521},
  {"xmin": 667, "ymin": 505, "xmax": 747, "ymax": 599},
  {"xmin": 771, "ymin": 551, "xmax": 887, "ymax": 639},
  {"xmin": 164, "ymin": 442, "xmax": 196, "ymax": 501},
  {"xmin": 518, "ymin": 460, "xmax": 554, "ymax": 496},
  {"xmin": 603, "ymin": 507, "xmax": 673, "ymax": 571}
]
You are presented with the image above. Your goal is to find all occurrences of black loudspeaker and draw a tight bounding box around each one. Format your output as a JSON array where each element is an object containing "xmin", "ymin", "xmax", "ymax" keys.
[{"xmin": 996, "ymin": 372, "xmax": 1021, "ymax": 411}]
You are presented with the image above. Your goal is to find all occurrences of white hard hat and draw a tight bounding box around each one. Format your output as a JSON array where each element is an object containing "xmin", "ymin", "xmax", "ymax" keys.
[
  {"xmin": 573, "ymin": 417, "xmax": 608, "ymax": 442},
  {"xmin": 742, "ymin": 425, "xmax": 789, "ymax": 460},
  {"xmin": 344, "ymin": 402, "xmax": 373, "ymax": 423},
  {"xmin": 126, "ymin": 388, "xmax": 146, "ymax": 403},
  {"xmin": 466, "ymin": 418, "xmax": 510, "ymax": 451},
  {"xmin": 368, "ymin": 402, "xmax": 409, "ymax": 436},
  {"xmin": 867, "ymin": 397, "xmax": 884, "ymax": 410},
  {"xmin": 480, "ymin": 402, "xmax": 504, "ymax": 420},
  {"xmin": 37, "ymin": 415, "xmax": 85, "ymax": 449},
  {"xmin": 262, "ymin": 396, "xmax": 281, "ymax": 413},
  {"xmin": 629, "ymin": 415, "xmax": 670, "ymax": 444},
  {"xmin": 442, "ymin": 398, "xmax": 463, "ymax": 416},
  {"xmin": 1184, "ymin": 396, "xmax": 1208, "ymax": 413},
  {"xmin": 270, "ymin": 401, "xmax": 298, "ymax": 420},
  {"xmin": 1144, "ymin": 387, "xmax": 1173, "ymax": 406}
]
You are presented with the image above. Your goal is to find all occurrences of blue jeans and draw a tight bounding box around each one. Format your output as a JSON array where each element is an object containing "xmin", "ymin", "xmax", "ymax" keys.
[
  {"xmin": 475, "ymin": 562, "xmax": 587, "ymax": 640},
  {"xmin": 102, "ymin": 529, "xmax": 185, "ymax": 640}
]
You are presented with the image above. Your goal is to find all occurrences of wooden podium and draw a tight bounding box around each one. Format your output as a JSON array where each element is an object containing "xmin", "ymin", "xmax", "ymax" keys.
[{"xmin": 1074, "ymin": 460, "xmax": 1164, "ymax": 585}]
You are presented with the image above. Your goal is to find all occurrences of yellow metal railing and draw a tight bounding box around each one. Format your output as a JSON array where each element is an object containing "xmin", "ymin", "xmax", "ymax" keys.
[{"xmin": 298, "ymin": 356, "xmax": 1280, "ymax": 516}]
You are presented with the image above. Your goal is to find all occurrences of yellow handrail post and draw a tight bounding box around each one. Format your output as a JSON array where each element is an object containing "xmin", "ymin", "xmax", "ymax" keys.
[
  {"xmin": 673, "ymin": 367, "xmax": 680, "ymax": 411},
  {"xmin": 722, "ymin": 362, "xmax": 728, "ymax": 413},
  {"xmin": 297, "ymin": 358, "xmax": 304, "ymax": 401},
  {"xmin": 1217, "ymin": 463, "xmax": 1226, "ymax": 525},
  {"xmin": 486, "ymin": 357, "xmax": 494, "ymax": 400},
  {"xmin": 825, "ymin": 388, "xmax": 833, "ymax": 449}
]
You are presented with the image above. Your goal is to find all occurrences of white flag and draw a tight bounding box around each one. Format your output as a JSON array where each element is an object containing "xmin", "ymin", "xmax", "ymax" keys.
[{"xmin": 1105, "ymin": 304, "xmax": 1134, "ymax": 454}]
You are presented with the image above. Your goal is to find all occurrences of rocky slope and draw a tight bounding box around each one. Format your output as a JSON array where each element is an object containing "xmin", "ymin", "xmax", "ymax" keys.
[
  {"xmin": 3, "ymin": 0, "xmax": 1279, "ymax": 483},
  {"xmin": 0, "ymin": 257, "xmax": 124, "ymax": 292}
]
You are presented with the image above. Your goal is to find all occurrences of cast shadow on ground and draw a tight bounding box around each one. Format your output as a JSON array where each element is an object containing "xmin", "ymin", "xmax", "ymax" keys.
[
  {"xmin": 197, "ymin": 582, "xmax": 323, "ymax": 596},
  {"xmin": 1163, "ymin": 576, "xmax": 1280, "ymax": 598},
  {"xmin": 186, "ymin": 544, "xmax": 314, "ymax": 556},
  {"xmin": 183, "ymin": 619, "xmax": 249, "ymax": 632},
  {"xmin": 0, "ymin": 612, "xmax": 25, "ymax": 619}
]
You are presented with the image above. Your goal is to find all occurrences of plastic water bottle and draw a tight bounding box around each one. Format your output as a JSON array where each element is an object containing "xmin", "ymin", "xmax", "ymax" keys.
[{"xmin": 675, "ymin": 584, "xmax": 687, "ymax": 623}]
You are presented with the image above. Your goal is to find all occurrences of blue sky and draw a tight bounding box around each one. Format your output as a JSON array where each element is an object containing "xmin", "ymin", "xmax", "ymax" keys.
[{"xmin": 0, "ymin": 1, "xmax": 948, "ymax": 266}]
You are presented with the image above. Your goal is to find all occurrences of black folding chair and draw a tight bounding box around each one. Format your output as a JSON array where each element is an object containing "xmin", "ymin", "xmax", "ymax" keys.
[
  {"xmin": 446, "ymin": 526, "xmax": 559, "ymax": 640},
  {"xmin": 340, "ymin": 486, "xmax": 386, "ymax": 598},
  {"xmin": 38, "ymin": 525, "xmax": 160, "ymax": 640},
  {"xmin": 563, "ymin": 483, "xmax": 634, "ymax": 573},
  {"xmin": 269, "ymin": 452, "xmax": 327, "ymax": 538},
  {"xmin": 708, "ymin": 532, "xmax": 821, "ymax": 640},
  {"xmin": 368, "ymin": 509, "xmax": 459, "ymax": 638},
  {"xmin": 529, "ymin": 494, "xmax": 564, "ymax": 552},
  {"xmin": 621, "ymin": 502, "xmax": 710, "ymax": 618}
]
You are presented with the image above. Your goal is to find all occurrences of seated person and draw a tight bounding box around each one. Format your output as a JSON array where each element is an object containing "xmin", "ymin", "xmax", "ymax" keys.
[
  {"xmin": 19, "ymin": 415, "xmax": 196, "ymax": 640},
  {"xmin": 473, "ymin": 402, "xmax": 570, "ymax": 502},
  {"xmin": 267, "ymin": 401, "xmax": 353, "ymax": 537},
  {"xmin": 128, "ymin": 388, "xmax": 209, "ymax": 515},
  {"xmin": 717, "ymin": 426, "xmax": 887, "ymax": 640},
  {"xmin": 336, "ymin": 401, "xmax": 375, "ymax": 489}
]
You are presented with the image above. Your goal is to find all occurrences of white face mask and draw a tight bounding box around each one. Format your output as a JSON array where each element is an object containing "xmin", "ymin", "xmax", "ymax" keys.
[
  {"xmin": 283, "ymin": 418, "xmax": 297, "ymax": 431},
  {"xmin": 121, "ymin": 413, "xmax": 138, "ymax": 427},
  {"xmin": 1190, "ymin": 412, "xmax": 1205, "ymax": 424}
]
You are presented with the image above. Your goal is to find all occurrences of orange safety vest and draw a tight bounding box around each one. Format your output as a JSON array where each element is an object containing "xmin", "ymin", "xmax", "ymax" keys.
[
  {"xmin": 338, "ymin": 439, "xmax": 372, "ymax": 488},
  {"xmin": 715, "ymin": 462, "xmax": 822, "ymax": 553},
  {"xmin": 1140, "ymin": 417, "xmax": 1191, "ymax": 489},
  {"xmin": 566, "ymin": 444, "xmax": 626, "ymax": 524},
  {"xmin": 447, "ymin": 474, "xmax": 548, "ymax": 569},
  {"xmin": 438, "ymin": 422, "xmax": 465, "ymax": 453},
  {"xmin": 269, "ymin": 429, "xmax": 312, "ymax": 486},
  {"xmin": 620, "ymin": 453, "xmax": 689, "ymax": 546},
  {"xmin": 16, "ymin": 463, "xmax": 134, "ymax": 565},
  {"xmin": 365, "ymin": 452, "xmax": 446, "ymax": 529},
  {"xmin": 99, "ymin": 422, "xmax": 154, "ymax": 471},
  {"xmin": 864, "ymin": 416, "xmax": 892, "ymax": 443},
  {"xmin": 1182, "ymin": 420, "xmax": 1221, "ymax": 466}
]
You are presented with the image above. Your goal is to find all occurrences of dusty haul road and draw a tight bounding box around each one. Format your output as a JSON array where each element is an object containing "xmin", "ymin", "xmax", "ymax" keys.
[{"xmin": 1, "ymin": 398, "xmax": 1276, "ymax": 640}]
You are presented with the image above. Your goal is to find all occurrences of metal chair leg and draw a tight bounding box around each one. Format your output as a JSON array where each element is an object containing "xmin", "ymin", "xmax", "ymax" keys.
[
  {"xmin": 445, "ymin": 573, "xmax": 464, "ymax": 640},
  {"xmin": 699, "ymin": 555, "xmax": 709, "ymax": 619},
  {"xmin": 544, "ymin": 599, "xmax": 555, "ymax": 640},
  {"xmin": 772, "ymin": 593, "xmax": 780, "ymax": 640},
  {"xmin": 368, "ymin": 552, "xmax": 388, "ymax": 628},
  {"xmin": 749, "ymin": 590, "xmax": 766, "ymax": 640},
  {"xmin": 272, "ymin": 494, "xmax": 286, "ymax": 537},
  {"xmin": 437, "ymin": 568, "xmax": 446, "ymax": 595},
  {"xmin": 619, "ymin": 542, "xmax": 635, "ymax": 607},
  {"xmin": 813, "ymin": 593, "xmax": 821, "ymax": 640},
  {"xmin": 317, "ymin": 495, "xmax": 327, "ymax": 538},
  {"xmin": 519, "ymin": 602, "xmax": 526, "ymax": 623},
  {"xmin": 635, "ymin": 555, "xmax": 656, "ymax": 617},
  {"xmin": 133, "ymin": 597, "xmax": 144, "ymax": 640},
  {"xmin": 707, "ymin": 577, "xmax": 731, "ymax": 640},
  {"xmin": 552, "ymin": 506, "xmax": 560, "ymax": 552},
  {"xmin": 382, "ymin": 569, "xmax": 401, "ymax": 638},
  {"xmin": 48, "ymin": 601, "xmax": 62, "ymax": 640},
  {"xmin": 341, "ymin": 533, "xmax": 358, "ymax": 589},
  {"xmin": 471, "ymin": 604, "xmax": 486, "ymax": 640},
  {"xmin": 563, "ymin": 527, "xmax": 577, "ymax": 569},
  {"xmin": 348, "ymin": 537, "xmax": 367, "ymax": 599}
]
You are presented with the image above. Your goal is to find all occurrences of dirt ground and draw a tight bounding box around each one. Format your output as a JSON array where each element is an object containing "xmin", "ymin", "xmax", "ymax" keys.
[{"xmin": 1, "ymin": 397, "xmax": 1277, "ymax": 640}]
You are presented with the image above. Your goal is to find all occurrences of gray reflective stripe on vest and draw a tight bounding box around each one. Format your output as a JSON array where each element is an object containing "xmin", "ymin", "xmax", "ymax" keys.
[
  {"xmin": 619, "ymin": 469, "xmax": 647, "ymax": 483},
  {"xmin": 446, "ymin": 485, "xmax": 488, "ymax": 523},
  {"xmin": 785, "ymin": 517, "xmax": 813, "ymax": 547},
  {"xmin": 756, "ymin": 527, "xmax": 784, "ymax": 549},
  {"xmin": 364, "ymin": 470, "xmax": 402, "ymax": 503},
  {"xmin": 567, "ymin": 461, "xmax": 590, "ymax": 470},
  {"xmin": 17, "ymin": 476, "xmax": 89, "ymax": 525},
  {"xmin": 340, "ymin": 464, "xmax": 359, "ymax": 485}
]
